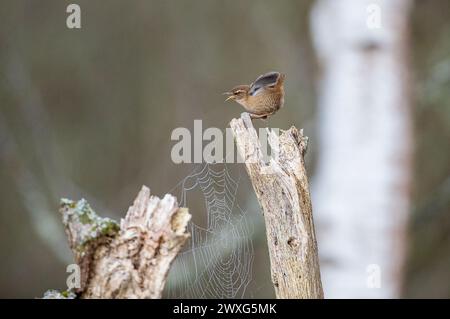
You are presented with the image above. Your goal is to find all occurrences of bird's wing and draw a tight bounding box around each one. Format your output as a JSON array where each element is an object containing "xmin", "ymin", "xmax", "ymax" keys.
[{"xmin": 249, "ymin": 72, "xmax": 280, "ymax": 96}]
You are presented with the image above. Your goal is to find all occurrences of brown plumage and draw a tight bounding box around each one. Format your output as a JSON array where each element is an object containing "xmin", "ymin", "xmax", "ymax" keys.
[{"xmin": 224, "ymin": 71, "xmax": 285, "ymax": 119}]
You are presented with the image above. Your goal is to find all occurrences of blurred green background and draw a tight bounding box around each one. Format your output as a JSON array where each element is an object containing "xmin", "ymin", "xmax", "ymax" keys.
[{"xmin": 0, "ymin": 0, "xmax": 449, "ymax": 298}]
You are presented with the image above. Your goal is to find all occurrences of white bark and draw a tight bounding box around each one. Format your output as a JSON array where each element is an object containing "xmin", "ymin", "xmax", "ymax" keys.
[{"xmin": 310, "ymin": 0, "xmax": 413, "ymax": 298}]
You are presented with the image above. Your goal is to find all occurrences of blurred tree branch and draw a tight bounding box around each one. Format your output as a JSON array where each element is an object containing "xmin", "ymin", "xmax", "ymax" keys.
[{"xmin": 2, "ymin": 55, "xmax": 114, "ymax": 263}]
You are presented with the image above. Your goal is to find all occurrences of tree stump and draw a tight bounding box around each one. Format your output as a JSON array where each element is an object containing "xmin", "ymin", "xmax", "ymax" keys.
[
  {"xmin": 230, "ymin": 112, "xmax": 323, "ymax": 299},
  {"xmin": 43, "ymin": 186, "xmax": 191, "ymax": 299}
]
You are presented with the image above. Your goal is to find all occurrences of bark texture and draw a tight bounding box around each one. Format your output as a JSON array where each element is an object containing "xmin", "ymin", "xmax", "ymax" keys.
[
  {"xmin": 230, "ymin": 112, "xmax": 323, "ymax": 299},
  {"xmin": 44, "ymin": 186, "xmax": 191, "ymax": 299}
]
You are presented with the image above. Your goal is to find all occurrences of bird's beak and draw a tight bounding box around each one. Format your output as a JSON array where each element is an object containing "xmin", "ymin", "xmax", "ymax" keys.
[{"xmin": 223, "ymin": 92, "xmax": 235, "ymax": 101}]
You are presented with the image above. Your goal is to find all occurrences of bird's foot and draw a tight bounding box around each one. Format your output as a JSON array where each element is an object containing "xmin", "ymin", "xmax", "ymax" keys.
[{"xmin": 249, "ymin": 113, "xmax": 269, "ymax": 120}]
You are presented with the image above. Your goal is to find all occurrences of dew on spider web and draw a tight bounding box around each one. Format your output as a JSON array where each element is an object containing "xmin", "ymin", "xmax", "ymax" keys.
[{"xmin": 165, "ymin": 163, "xmax": 254, "ymax": 298}]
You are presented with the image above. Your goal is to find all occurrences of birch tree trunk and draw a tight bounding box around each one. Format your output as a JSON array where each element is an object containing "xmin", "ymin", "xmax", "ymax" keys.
[{"xmin": 310, "ymin": 0, "xmax": 413, "ymax": 298}]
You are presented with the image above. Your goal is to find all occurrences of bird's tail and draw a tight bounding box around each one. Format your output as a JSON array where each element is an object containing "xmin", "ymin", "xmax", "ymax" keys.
[{"xmin": 276, "ymin": 73, "xmax": 286, "ymax": 87}]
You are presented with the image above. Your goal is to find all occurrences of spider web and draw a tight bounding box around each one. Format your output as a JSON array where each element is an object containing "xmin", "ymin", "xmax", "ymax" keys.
[{"xmin": 166, "ymin": 163, "xmax": 254, "ymax": 298}]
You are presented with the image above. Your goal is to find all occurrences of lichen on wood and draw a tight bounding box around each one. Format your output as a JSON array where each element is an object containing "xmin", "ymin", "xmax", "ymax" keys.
[{"xmin": 44, "ymin": 186, "xmax": 191, "ymax": 299}]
